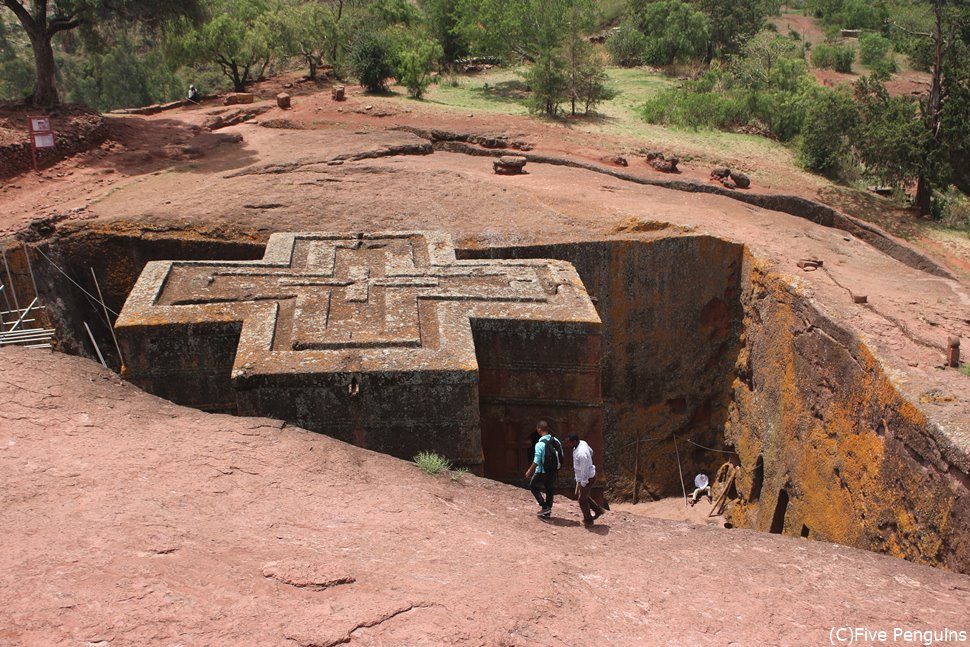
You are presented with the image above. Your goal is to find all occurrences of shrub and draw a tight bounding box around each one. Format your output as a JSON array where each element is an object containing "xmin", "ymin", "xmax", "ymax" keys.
[
  {"xmin": 841, "ymin": 0, "xmax": 886, "ymax": 30},
  {"xmin": 352, "ymin": 32, "xmax": 395, "ymax": 92},
  {"xmin": 396, "ymin": 37, "xmax": 443, "ymax": 98},
  {"xmin": 798, "ymin": 86, "xmax": 858, "ymax": 176},
  {"xmin": 858, "ymin": 33, "xmax": 896, "ymax": 75},
  {"xmin": 641, "ymin": 88, "xmax": 748, "ymax": 129},
  {"xmin": 833, "ymin": 45, "xmax": 854, "ymax": 73},
  {"xmin": 414, "ymin": 451, "xmax": 451, "ymax": 475},
  {"xmin": 606, "ymin": 23, "xmax": 648, "ymax": 67},
  {"xmin": 812, "ymin": 42, "xmax": 854, "ymax": 72},
  {"xmin": 524, "ymin": 52, "xmax": 569, "ymax": 115},
  {"xmin": 637, "ymin": 0, "xmax": 710, "ymax": 66}
]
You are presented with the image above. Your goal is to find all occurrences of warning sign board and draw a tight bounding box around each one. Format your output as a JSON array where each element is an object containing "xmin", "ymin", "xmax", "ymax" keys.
[{"xmin": 27, "ymin": 115, "xmax": 54, "ymax": 171}]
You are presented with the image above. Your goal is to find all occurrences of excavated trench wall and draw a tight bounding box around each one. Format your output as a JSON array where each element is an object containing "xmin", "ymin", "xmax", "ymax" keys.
[
  {"xmin": 5, "ymin": 225, "xmax": 969, "ymax": 572},
  {"xmin": 464, "ymin": 237, "xmax": 745, "ymax": 500},
  {"xmin": 728, "ymin": 255, "xmax": 970, "ymax": 572}
]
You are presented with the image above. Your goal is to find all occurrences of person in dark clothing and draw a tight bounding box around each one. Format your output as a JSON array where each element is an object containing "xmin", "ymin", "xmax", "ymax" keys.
[{"xmin": 524, "ymin": 420, "xmax": 561, "ymax": 518}]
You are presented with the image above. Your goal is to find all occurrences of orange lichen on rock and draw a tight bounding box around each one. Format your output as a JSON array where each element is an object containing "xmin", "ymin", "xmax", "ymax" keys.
[{"xmin": 727, "ymin": 250, "xmax": 970, "ymax": 572}]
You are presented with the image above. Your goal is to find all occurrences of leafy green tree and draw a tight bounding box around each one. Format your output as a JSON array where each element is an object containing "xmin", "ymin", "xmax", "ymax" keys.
[
  {"xmin": 279, "ymin": 2, "xmax": 336, "ymax": 80},
  {"xmin": 841, "ymin": 0, "xmax": 886, "ymax": 30},
  {"xmin": 634, "ymin": 0, "xmax": 709, "ymax": 66},
  {"xmin": 606, "ymin": 22, "xmax": 648, "ymax": 67},
  {"xmin": 859, "ymin": 33, "xmax": 893, "ymax": 65},
  {"xmin": 351, "ymin": 30, "xmax": 394, "ymax": 91},
  {"xmin": 692, "ymin": 0, "xmax": 777, "ymax": 58},
  {"xmin": 1, "ymin": 0, "xmax": 200, "ymax": 107},
  {"xmin": 165, "ymin": 0, "xmax": 279, "ymax": 93},
  {"xmin": 524, "ymin": 49, "xmax": 568, "ymax": 114},
  {"xmin": 417, "ymin": 0, "xmax": 466, "ymax": 64},
  {"xmin": 452, "ymin": 0, "xmax": 606, "ymax": 115},
  {"xmin": 453, "ymin": 0, "xmax": 596, "ymax": 63},
  {"xmin": 395, "ymin": 35, "xmax": 442, "ymax": 98},
  {"xmin": 851, "ymin": 76, "xmax": 925, "ymax": 187},
  {"xmin": 732, "ymin": 31, "xmax": 805, "ymax": 92},
  {"xmin": 0, "ymin": 14, "xmax": 33, "ymax": 98},
  {"xmin": 562, "ymin": 5, "xmax": 612, "ymax": 114},
  {"xmin": 572, "ymin": 48, "xmax": 614, "ymax": 113},
  {"xmin": 798, "ymin": 86, "xmax": 858, "ymax": 177},
  {"xmin": 889, "ymin": 0, "xmax": 970, "ymax": 213}
]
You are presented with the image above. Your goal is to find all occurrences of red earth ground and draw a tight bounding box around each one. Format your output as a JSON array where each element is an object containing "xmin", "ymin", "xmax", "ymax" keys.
[
  {"xmin": 2, "ymin": 347, "xmax": 970, "ymax": 646},
  {"xmin": 1, "ymin": 78, "xmax": 970, "ymax": 644}
]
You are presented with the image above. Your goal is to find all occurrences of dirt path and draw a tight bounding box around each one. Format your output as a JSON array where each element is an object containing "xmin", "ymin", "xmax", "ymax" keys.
[{"xmin": 1, "ymin": 346, "xmax": 968, "ymax": 646}]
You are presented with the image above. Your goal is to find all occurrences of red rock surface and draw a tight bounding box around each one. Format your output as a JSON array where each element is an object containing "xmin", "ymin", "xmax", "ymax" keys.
[{"xmin": 1, "ymin": 346, "xmax": 969, "ymax": 645}]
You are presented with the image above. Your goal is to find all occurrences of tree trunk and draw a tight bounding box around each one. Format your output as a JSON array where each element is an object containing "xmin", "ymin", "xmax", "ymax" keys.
[
  {"xmin": 915, "ymin": 175, "xmax": 933, "ymax": 216},
  {"xmin": 307, "ymin": 57, "xmax": 317, "ymax": 80},
  {"xmin": 27, "ymin": 28, "xmax": 59, "ymax": 108},
  {"xmin": 917, "ymin": 0, "xmax": 945, "ymax": 216}
]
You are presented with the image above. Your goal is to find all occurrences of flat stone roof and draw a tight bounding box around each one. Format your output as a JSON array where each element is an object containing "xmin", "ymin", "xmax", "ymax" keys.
[{"xmin": 116, "ymin": 232, "xmax": 601, "ymax": 383}]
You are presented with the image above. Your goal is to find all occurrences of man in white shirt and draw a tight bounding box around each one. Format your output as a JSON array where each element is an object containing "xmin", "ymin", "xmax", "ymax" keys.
[{"xmin": 567, "ymin": 433, "xmax": 605, "ymax": 526}]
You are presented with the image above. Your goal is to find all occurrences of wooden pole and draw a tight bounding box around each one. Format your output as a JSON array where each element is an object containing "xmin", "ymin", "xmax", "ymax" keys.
[
  {"xmin": 632, "ymin": 432, "xmax": 641, "ymax": 505},
  {"xmin": 2, "ymin": 249, "xmax": 20, "ymax": 313},
  {"xmin": 84, "ymin": 321, "xmax": 107, "ymax": 368},
  {"xmin": 6, "ymin": 297, "xmax": 37, "ymax": 333},
  {"xmin": 91, "ymin": 268, "xmax": 123, "ymax": 369},
  {"xmin": 674, "ymin": 434, "xmax": 688, "ymax": 507},
  {"xmin": 23, "ymin": 243, "xmax": 39, "ymax": 302},
  {"xmin": 709, "ymin": 466, "xmax": 737, "ymax": 517}
]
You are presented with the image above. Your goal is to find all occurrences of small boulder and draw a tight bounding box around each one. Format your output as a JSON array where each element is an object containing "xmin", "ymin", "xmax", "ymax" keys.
[
  {"xmin": 729, "ymin": 170, "xmax": 751, "ymax": 189},
  {"xmin": 648, "ymin": 154, "xmax": 679, "ymax": 173},
  {"xmin": 493, "ymin": 155, "xmax": 528, "ymax": 175},
  {"xmin": 711, "ymin": 167, "xmax": 731, "ymax": 179},
  {"xmin": 645, "ymin": 150, "xmax": 664, "ymax": 161},
  {"xmin": 332, "ymin": 85, "xmax": 346, "ymax": 101},
  {"xmin": 276, "ymin": 93, "xmax": 291, "ymax": 109},
  {"xmin": 224, "ymin": 92, "xmax": 255, "ymax": 106}
]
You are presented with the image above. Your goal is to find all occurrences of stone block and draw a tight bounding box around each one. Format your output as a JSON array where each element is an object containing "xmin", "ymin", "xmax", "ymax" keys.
[
  {"xmin": 115, "ymin": 232, "xmax": 602, "ymax": 477},
  {"xmin": 493, "ymin": 155, "xmax": 527, "ymax": 175},
  {"xmin": 276, "ymin": 93, "xmax": 291, "ymax": 109},
  {"xmin": 224, "ymin": 93, "xmax": 256, "ymax": 106}
]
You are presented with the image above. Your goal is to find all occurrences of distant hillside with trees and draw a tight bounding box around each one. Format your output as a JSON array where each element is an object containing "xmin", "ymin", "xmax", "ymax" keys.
[{"xmin": 1, "ymin": 0, "xmax": 968, "ymax": 219}]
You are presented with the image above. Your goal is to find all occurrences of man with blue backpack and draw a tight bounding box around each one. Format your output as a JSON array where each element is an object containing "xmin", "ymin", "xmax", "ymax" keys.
[{"xmin": 524, "ymin": 420, "xmax": 564, "ymax": 518}]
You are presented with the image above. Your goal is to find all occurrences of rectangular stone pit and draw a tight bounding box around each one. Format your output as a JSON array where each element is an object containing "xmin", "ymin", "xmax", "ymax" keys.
[{"xmin": 115, "ymin": 232, "xmax": 603, "ymax": 480}]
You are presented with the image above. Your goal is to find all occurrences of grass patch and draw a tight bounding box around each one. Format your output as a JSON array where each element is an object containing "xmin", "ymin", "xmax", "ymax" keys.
[
  {"xmin": 961, "ymin": 364, "xmax": 970, "ymax": 378},
  {"xmin": 451, "ymin": 467, "xmax": 469, "ymax": 482},
  {"xmin": 414, "ymin": 451, "xmax": 451, "ymax": 475}
]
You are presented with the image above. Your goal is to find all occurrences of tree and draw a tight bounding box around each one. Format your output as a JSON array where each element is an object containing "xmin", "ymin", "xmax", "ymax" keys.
[
  {"xmin": 1, "ymin": 0, "xmax": 200, "ymax": 107},
  {"xmin": 890, "ymin": 0, "xmax": 970, "ymax": 213},
  {"xmin": 634, "ymin": 0, "xmax": 709, "ymax": 66},
  {"xmin": 524, "ymin": 49, "xmax": 568, "ymax": 114},
  {"xmin": 351, "ymin": 31, "xmax": 394, "ymax": 91},
  {"xmin": 606, "ymin": 22, "xmax": 648, "ymax": 67},
  {"xmin": 453, "ymin": 0, "xmax": 595, "ymax": 63},
  {"xmin": 395, "ymin": 35, "xmax": 442, "ymax": 98},
  {"xmin": 166, "ymin": 0, "xmax": 279, "ymax": 93},
  {"xmin": 417, "ymin": 0, "xmax": 466, "ymax": 64},
  {"xmin": 851, "ymin": 76, "xmax": 925, "ymax": 188},
  {"xmin": 799, "ymin": 86, "xmax": 858, "ymax": 177},
  {"xmin": 732, "ymin": 31, "xmax": 805, "ymax": 92},
  {"xmin": 280, "ymin": 2, "xmax": 336, "ymax": 80},
  {"xmin": 561, "ymin": 4, "xmax": 611, "ymax": 114},
  {"xmin": 0, "ymin": 13, "xmax": 33, "ymax": 98},
  {"xmin": 692, "ymin": 0, "xmax": 776, "ymax": 58},
  {"xmin": 453, "ymin": 0, "xmax": 605, "ymax": 115}
]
